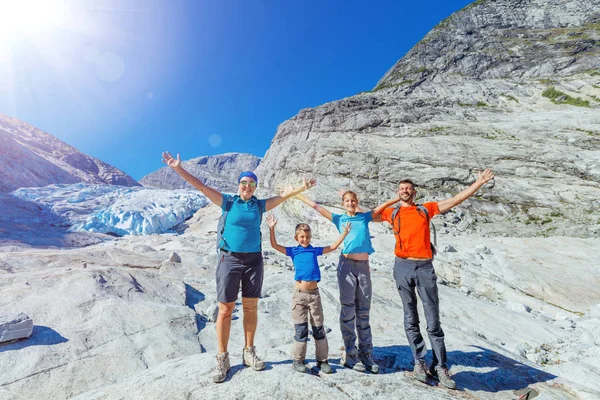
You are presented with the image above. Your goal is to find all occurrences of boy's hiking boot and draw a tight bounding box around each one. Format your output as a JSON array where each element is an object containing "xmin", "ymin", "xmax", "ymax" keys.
[
  {"xmin": 359, "ymin": 352, "xmax": 380, "ymax": 374},
  {"xmin": 342, "ymin": 353, "xmax": 366, "ymax": 372},
  {"xmin": 317, "ymin": 361, "xmax": 333, "ymax": 374},
  {"xmin": 431, "ymin": 366, "xmax": 457, "ymax": 389},
  {"xmin": 213, "ymin": 351, "xmax": 230, "ymax": 383},
  {"xmin": 243, "ymin": 346, "xmax": 265, "ymax": 371},
  {"xmin": 292, "ymin": 359, "xmax": 307, "ymax": 373},
  {"xmin": 413, "ymin": 360, "xmax": 428, "ymax": 383}
]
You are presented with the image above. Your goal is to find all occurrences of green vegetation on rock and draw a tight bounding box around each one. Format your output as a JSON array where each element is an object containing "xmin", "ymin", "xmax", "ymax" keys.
[{"xmin": 542, "ymin": 87, "xmax": 591, "ymax": 107}]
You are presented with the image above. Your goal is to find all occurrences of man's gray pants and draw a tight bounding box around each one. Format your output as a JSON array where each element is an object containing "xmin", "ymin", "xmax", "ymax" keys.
[
  {"xmin": 393, "ymin": 257, "xmax": 447, "ymax": 368},
  {"xmin": 337, "ymin": 256, "xmax": 373, "ymax": 356}
]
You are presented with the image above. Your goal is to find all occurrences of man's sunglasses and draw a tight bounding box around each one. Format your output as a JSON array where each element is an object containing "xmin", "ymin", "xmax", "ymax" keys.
[{"xmin": 239, "ymin": 181, "xmax": 257, "ymax": 187}]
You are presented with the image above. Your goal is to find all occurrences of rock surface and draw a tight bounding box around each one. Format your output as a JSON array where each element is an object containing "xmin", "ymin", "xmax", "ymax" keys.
[
  {"xmin": 255, "ymin": 0, "xmax": 600, "ymax": 239},
  {"xmin": 140, "ymin": 153, "xmax": 261, "ymax": 193},
  {"xmin": 0, "ymin": 313, "xmax": 33, "ymax": 343},
  {"xmin": 0, "ymin": 114, "xmax": 140, "ymax": 192}
]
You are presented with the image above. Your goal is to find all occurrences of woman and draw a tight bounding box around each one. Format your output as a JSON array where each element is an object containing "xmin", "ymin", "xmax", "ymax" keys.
[
  {"xmin": 162, "ymin": 151, "xmax": 315, "ymax": 383},
  {"xmin": 296, "ymin": 190, "xmax": 400, "ymax": 374}
]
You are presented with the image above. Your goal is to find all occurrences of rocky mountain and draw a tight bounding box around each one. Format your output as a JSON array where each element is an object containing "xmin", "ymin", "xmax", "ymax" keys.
[
  {"xmin": 255, "ymin": 0, "xmax": 600, "ymax": 238},
  {"xmin": 140, "ymin": 153, "xmax": 261, "ymax": 193},
  {"xmin": 0, "ymin": 114, "xmax": 140, "ymax": 192}
]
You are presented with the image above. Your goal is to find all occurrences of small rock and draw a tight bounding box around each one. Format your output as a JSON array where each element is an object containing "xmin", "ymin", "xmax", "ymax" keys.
[
  {"xmin": 474, "ymin": 244, "xmax": 492, "ymax": 254},
  {"xmin": 0, "ymin": 313, "xmax": 34, "ymax": 343},
  {"xmin": 460, "ymin": 286, "xmax": 471, "ymax": 294},
  {"xmin": 442, "ymin": 244, "xmax": 457, "ymax": 252},
  {"xmin": 168, "ymin": 252, "xmax": 182, "ymax": 263},
  {"xmin": 205, "ymin": 303, "xmax": 219, "ymax": 322},
  {"xmin": 555, "ymin": 95, "xmax": 567, "ymax": 102},
  {"xmin": 506, "ymin": 301, "xmax": 529, "ymax": 314}
]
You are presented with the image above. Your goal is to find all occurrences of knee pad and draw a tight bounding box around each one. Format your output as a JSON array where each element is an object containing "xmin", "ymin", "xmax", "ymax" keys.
[
  {"xmin": 294, "ymin": 322, "xmax": 309, "ymax": 342},
  {"xmin": 312, "ymin": 325, "xmax": 326, "ymax": 340}
]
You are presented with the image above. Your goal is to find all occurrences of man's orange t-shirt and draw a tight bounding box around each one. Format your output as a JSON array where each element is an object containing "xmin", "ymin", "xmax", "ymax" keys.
[{"xmin": 381, "ymin": 202, "xmax": 440, "ymax": 259}]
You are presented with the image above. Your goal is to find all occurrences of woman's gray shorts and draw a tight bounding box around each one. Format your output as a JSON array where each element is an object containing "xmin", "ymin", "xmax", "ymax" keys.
[{"xmin": 216, "ymin": 250, "xmax": 264, "ymax": 303}]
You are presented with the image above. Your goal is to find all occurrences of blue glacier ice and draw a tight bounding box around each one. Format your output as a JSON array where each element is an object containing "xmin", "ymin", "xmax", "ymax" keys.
[{"xmin": 11, "ymin": 183, "xmax": 208, "ymax": 236}]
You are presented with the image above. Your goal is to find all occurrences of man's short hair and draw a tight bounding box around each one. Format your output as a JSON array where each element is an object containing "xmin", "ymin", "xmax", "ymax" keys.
[
  {"xmin": 295, "ymin": 223, "xmax": 311, "ymax": 235},
  {"xmin": 398, "ymin": 179, "xmax": 416, "ymax": 189}
]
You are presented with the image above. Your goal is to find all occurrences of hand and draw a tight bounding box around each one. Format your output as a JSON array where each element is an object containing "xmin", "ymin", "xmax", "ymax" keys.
[
  {"xmin": 338, "ymin": 188, "xmax": 348, "ymax": 198},
  {"xmin": 266, "ymin": 214, "xmax": 277, "ymax": 229},
  {"xmin": 302, "ymin": 177, "xmax": 317, "ymax": 190},
  {"xmin": 342, "ymin": 222, "xmax": 352, "ymax": 234},
  {"xmin": 477, "ymin": 169, "xmax": 495, "ymax": 184},
  {"xmin": 162, "ymin": 151, "xmax": 181, "ymax": 168}
]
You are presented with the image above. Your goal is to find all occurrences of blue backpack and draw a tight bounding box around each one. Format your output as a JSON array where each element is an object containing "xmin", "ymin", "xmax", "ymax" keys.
[
  {"xmin": 216, "ymin": 195, "xmax": 266, "ymax": 254},
  {"xmin": 391, "ymin": 205, "xmax": 437, "ymax": 257}
]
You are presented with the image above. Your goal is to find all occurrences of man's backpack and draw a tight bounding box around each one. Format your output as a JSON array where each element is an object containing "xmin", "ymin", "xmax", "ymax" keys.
[
  {"xmin": 216, "ymin": 195, "xmax": 265, "ymax": 254},
  {"xmin": 390, "ymin": 205, "xmax": 437, "ymax": 257}
]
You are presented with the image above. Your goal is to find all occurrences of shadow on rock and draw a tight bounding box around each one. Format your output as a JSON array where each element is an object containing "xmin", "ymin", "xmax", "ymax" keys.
[
  {"xmin": 374, "ymin": 344, "xmax": 556, "ymax": 393},
  {"xmin": 0, "ymin": 326, "xmax": 68, "ymax": 352},
  {"xmin": 449, "ymin": 345, "xmax": 557, "ymax": 393},
  {"xmin": 185, "ymin": 283, "xmax": 205, "ymax": 309}
]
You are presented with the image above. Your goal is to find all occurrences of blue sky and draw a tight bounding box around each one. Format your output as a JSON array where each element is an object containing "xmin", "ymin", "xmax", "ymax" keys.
[{"xmin": 0, "ymin": 0, "xmax": 473, "ymax": 180}]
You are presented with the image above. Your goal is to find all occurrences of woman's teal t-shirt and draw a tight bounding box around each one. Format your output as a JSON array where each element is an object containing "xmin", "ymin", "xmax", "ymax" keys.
[
  {"xmin": 220, "ymin": 194, "xmax": 266, "ymax": 253},
  {"xmin": 331, "ymin": 211, "xmax": 375, "ymax": 255}
]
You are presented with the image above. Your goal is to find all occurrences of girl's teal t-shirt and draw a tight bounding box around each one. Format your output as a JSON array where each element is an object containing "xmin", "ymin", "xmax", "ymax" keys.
[{"xmin": 331, "ymin": 211, "xmax": 375, "ymax": 255}]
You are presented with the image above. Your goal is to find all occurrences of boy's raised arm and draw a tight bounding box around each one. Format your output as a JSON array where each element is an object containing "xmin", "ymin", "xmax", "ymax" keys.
[
  {"xmin": 266, "ymin": 215, "xmax": 287, "ymax": 255},
  {"xmin": 323, "ymin": 222, "xmax": 351, "ymax": 254},
  {"xmin": 296, "ymin": 194, "xmax": 334, "ymax": 221}
]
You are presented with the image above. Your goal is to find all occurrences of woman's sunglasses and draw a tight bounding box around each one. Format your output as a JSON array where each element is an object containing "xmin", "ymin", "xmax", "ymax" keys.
[{"xmin": 239, "ymin": 181, "xmax": 257, "ymax": 187}]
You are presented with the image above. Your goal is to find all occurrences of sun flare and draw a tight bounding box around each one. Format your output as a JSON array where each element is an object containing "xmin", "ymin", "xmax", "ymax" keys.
[{"xmin": 0, "ymin": 0, "xmax": 68, "ymax": 44}]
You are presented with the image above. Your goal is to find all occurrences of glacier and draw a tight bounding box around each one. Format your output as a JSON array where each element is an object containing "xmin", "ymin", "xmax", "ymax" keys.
[{"xmin": 10, "ymin": 183, "xmax": 208, "ymax": 236}]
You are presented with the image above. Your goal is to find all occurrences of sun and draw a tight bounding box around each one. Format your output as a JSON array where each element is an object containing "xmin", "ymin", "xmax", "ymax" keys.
[{"xmin": 0, "ymin": 0, "xmax": 68, "ymax": 44}]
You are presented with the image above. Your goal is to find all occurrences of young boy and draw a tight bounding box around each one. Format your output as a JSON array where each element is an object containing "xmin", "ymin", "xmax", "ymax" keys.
[{"xmin": 266, "ymin": 214, "xmax": 351, "ymax": 374}]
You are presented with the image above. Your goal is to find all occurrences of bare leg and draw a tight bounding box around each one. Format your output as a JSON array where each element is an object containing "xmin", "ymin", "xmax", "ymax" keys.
[
  {"xmin": 242, "ymin": 297, "xmax": 258, "ymax": 347},
  {"xmin": 216, "ymin": 301, "xmax": 236, "ymax": 353}
]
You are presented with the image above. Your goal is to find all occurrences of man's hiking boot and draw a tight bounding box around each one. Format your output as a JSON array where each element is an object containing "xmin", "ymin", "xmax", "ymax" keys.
[
  {"xmin": 341, "ymin": 353, "xmax": 366, "ymax": 372},
  {"xmin": 243, "ymin": 346, "xmax": 266, "ymax": 371},
  {"xmin": 359, "ymin": 352, "xmax": 380, "ymax": 374},
  {"xmin": 413, "ymin": 360, "xmax": 428, "ymax": 383},
  {"xmin": 431, "ymin": 366, "xmax": 457, "ymax": 389},
  {"xmin": 317, "ymin": 361, "xmax": 333, "ymax": 374},
  {"xmin": 292, "ymin": 359, "xmax": 307, "ymax": 373},
  {"xmin": 213, "ymin": 351, "xmax": 230, "ymax": 383}
]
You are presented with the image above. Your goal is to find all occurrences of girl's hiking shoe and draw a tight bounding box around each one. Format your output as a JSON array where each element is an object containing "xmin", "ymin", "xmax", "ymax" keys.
[
  {"xmin": 413, "ymin": 360, "xmax": 428, "ymax": 383},
  {"xmin": 243, "ymin": 346, "xmax": 266, "ymax": 371},
  {"xmin": 341, "ymin": 353, "xmax": 366, "ymax": 372},
  {"xmin": 293, "ymin": 359, "xmax": 307, "ymax": 373},
  {"xmin": 316, "ymin": 361, "xmax": 333, "ymax": 374},
  {"xmin": 213, "ymin": 352, "xmax": 230, "ymax": 383},
  {"xmin": 431, "ymin": 366, "xmax": 457, "ymax": 389},
  {"xmin": 359, "ymin": 352, "xmax": 380, "ymax": 374}
]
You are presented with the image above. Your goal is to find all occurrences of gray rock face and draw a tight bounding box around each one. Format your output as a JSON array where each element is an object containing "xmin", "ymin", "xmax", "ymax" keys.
[
  {"xmin": 0, "ymin": 114, "xmax": 140, "ymax": 192},
  {"xmin": 0, "ymin": 313, "xmax": 33, "ymax": 343},
  {"xmin": 140, "ymin": 153, "xmax": 261, "ymax": 193},
  {"xmin": 255, "ymin": 0, "xmax": 600, "ymax": 238}
]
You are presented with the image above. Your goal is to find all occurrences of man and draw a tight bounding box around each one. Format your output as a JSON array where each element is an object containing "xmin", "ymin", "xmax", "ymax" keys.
[{"xmin": 380, "ymin": 169, "xmax": 494, "ymax": 389}]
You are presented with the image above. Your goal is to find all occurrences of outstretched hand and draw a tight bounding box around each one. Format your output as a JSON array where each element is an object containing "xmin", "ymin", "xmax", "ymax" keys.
[
  {"xmin": 266, "ymin": 214, "xmax": 278, "ymax": 229},
  {"xmin": 161, "ymin": 151, "xmax": 181, "ymax": 169},
  {"xmin": 477, "ymin": 169, "xmax": 495, "ymax": 184},
  {"xmin": 302, "ymin": 177, "xmax": 317, "ymax": 190},
  {"xmin": 342, "ymin": 222, "xmax": 352, "ymax": 234}
]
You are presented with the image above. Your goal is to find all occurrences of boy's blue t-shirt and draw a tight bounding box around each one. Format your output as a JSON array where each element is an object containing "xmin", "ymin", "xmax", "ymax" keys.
[
  {"xmin": 220, "ymin": 194, "xmax": 266, "ymax": 253},
  {"xmin": 331, "ymin": 211, "xmax": 375, "ymax": 254},
  {"xmin": 285, "ymin": 245, "xmax": 324, "ymax": 282}
]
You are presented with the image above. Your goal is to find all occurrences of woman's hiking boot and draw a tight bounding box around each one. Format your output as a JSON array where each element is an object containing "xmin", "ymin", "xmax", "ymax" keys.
[
  {"xmin": 317, "ymin": 361, "xmax": 333, "ymax": 374},
  {"xmin": 431, "ymin": 366, "xmax": 457, "ymax": 389},
  {"xmin": 213, "ymin": 352, "xmax": 230, "ymax": 383},
  {"xmin": 243, "ymin": 346, "xmax": 266, "ymax": 371},
  {"xmin": 359, "ymin": 352, "xmax": 380, "ymax": 374}
]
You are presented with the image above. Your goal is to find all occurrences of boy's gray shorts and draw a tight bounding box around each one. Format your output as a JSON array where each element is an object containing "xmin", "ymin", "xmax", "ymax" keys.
[{"xmin": 216, "ymin": 250, "xmax": 264, "ymax": 303}]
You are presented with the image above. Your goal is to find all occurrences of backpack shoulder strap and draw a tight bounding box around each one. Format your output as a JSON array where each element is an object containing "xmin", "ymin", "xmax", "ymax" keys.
[
  {"xmin": 417, "ymin": 204, "xmax": 437, "ymax": 249},
  {"xmin": 391, "ymin": 207, "xmax": 401, "ymax": 234},
  {"xmin": 416, "ymin": 204, "xmax": 430, "ymax": 221}
]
